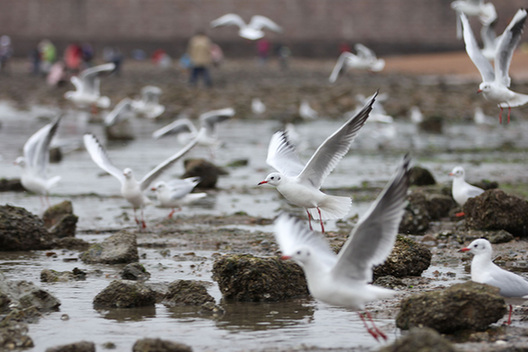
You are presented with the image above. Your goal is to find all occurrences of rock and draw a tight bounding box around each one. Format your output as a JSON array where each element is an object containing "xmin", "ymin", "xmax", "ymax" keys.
[
  {"xmin": 40, "ymin": 268, "xmax": 87, "ymax": 283},
  {"xmin": 120, "ymin": 262, "xmax": 151, "ymax": 281},
  {"xmin": 162, "ymin": 280, "xmax": 214, "ymax": 307},
  {"xmin": 0, "ymin": 322, "xmax": 34, "ymax": 350},
  {"xmin": 80, "ymin": 231, "xmax": 139, "ymax": 264},
  {"xmin": 399, "ymin": 190, "xmax": 455, "ymax": 234},
  {"xmin": 418, "ymin": 115, "xmax": 443, "ymax": 134},
  {"xmin": 132, "ymin": 338, "xmax": 192, "ymax": 352},
  {"xmin": 0, "ymin": 272, "xmax": 61, "ymax": 312},
  {"xmin": 372, "ymin": 275, "xmax": 407, "ymax": 290},
  {"xmin": 104, "ymin": 120, "xmax": 135, "ymax": 141},
  {"xmin": 461, "ymin": 229, "xmax": 514, "ymax": 244},
  {"xmin": 396, "ymin": 281, "xmax": 507, "ymax": 333},
  {"xmin": 182, "ymin": 158, "xmax": 228, "ymax": 189},
  {"xmin": 42, "ymin": 200, "xmax": 78, "ymax": 238},
  {"xmin": 409, "ymin": 166, "xmax": 436, "ymax": 186},
  {"xmin": 0, "ymin": 178, "xmax": 24, "ymax": 192},
  {"xmin": 463, "ymin": 189, "xmax": 528, "ymax": 237},
  {"xmin": 45, "ymin": 341, "xmax": 95, "ymax": 352},
  {"xmin": 379, "ymin": 327, "xmax": 456, "ymax": 352},
  {"xmin": 52, "ymin": 237, "xmax": 90, "ymax": 251},
  {"xmin": 212, "ymin": 254, "xmax": 309, "ymax": 301},
  {"xmin": 93, "ymin": 280, "xmax": 156, "ymax": 309},
  {"xmin": 0, "ymin": 205, "xmax": 51, "ymax": 251},
  {"xmin": 373, "ymin": 235, "xmax": 432, "ymax": 279}
]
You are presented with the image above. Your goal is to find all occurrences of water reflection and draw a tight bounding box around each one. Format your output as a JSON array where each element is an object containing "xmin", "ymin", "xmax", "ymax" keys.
[
  {"xmin": 215, "ymin": 298, "xmax": 315, "ymax": 332},
  {"xmin": 97, "ymin": 306, "xmax": 157, "ymax": 321}
]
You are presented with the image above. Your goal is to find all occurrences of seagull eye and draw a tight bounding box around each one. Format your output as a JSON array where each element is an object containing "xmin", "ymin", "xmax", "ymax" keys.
[
  {"xmin": 474, "ymin": 244, "xmax": 478, "ymax": 248},
  {"xmin": 270, "ymin": 176, "xmax": 275, "ymax": 180},
  {"xmin": 296, "ymin": 250, "xmax": 301, "ymax": 255}
]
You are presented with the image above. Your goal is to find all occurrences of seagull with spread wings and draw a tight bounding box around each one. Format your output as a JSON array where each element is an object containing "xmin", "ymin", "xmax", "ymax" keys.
[
  {"xmin": 210, "ymin": 13, "xmax": 281, "ymax": 40},
  {"xmin": 64, "ymin": 63, "xmax": 115, "ymax": 109}
]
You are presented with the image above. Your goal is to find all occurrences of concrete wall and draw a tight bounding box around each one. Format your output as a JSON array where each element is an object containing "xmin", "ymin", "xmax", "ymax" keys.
[{"xmin": 0, "ymin": 0, "xmax": 526, "ymax": 58}]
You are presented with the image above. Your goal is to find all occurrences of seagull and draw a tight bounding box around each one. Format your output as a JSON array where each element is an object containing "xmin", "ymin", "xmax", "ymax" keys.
[
  {"xmin": 64, "ymin": 63, "xmax": 115, "ymax": 109},
  {"xmin": 131, "ymin": 86, "xmax": 165, "ymax": 119},
  {"xmin": 14, "ymin": 115, "xmax": 62, "ymax": 205},
  {"xmin": 473, "ymin": 106, "xmax": 495, "ymax": 125},
  {"xmin": 299, "ymin": 99, "xmax": 319, "ymax": 120},
  {"xmin": 449, "ymin": 166, "xmax": 484, "ymax": 216},
  {"xmin": 151, "ymin": 177, "xmax": 206, "ymax": 218},
  {"xmin": 329, "ymin": 44, "xmax": 385, "ymax": 83},
  {"xmin": 152, "ymin": 107, "xmax": 235, "ymax": 157},
  {"xmin": 460, "ymin": 238, "xmax": 528, "ymax": 325},
  {"xmin": 274, "ymin": 154, "xmax": 411, "ymax": 341},
  {"xmin": 104, "ymin": 98, "xmax": 135, "ymax": 127},
  {"xmin": 251, "ymin": 98, "xmax": 266, "ymax": 115},
  {"xmin": 354, "ymin": 93, "xmax": 393, "ymax": 124},
  {"xmin": 452, "ymin": 0, "xmax": 497, "ymax": 38},
  {"xmin": 480, "ymin": 18, "xmax": 502, "ymax": 61},
  {"xmin": 460, "ymin": 9, "xmax": 528, "ymax": 123},
  {"xmin": 83, "ymin": 133, "xmax": 198, "ymax": 228},
  {"xmin": 258, "ymin": 92, "xmax": 377, "ymax": 233},
  {"xmin": 210, "ymin": 13, "xmax": 282, "ymax": 40},
  {"xmin": 409, "ymin": 106, "xmax": 424, "ymax": 124}
]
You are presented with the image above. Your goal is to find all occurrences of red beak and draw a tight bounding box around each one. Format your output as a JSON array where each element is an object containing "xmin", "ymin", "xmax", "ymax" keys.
[
  {"xmin": 258, "ymin": 181, "xmax": 268, "ymax": 185},
  {"xmin": 459, "ymin": 247, "xmax": 470, "ymax": 252},
  {"xmin": 151, "ymin": 187, "xmax": 156, "ymax": 191},
  {"xmin": 477, "ymin": 89, "xmax": 482, "ymax": 94},
  {"xmin": 448, "ymin": 172, "xmax": 454, "ymax": 176},
  {"xmin": 280, "ymin": 255, "xmax": 291, "ymax": 260}
]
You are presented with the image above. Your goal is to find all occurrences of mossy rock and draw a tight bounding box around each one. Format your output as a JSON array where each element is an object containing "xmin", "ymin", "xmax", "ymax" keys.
[
  {"xmin": 162, "ymin": 280, "xmax": 214, "ymax": 307},
  {"xmin": 93, "ymin": 280, "xmax": 156, "ymax": 309}
]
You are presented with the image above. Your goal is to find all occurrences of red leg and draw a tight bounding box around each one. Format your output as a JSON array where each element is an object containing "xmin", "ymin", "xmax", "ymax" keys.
[
  {"xmin": 306, "ymin": 210, "xmax": 313, "ymax": 231},
  {"xmin": 141, "ymin": 208, "xmax": 146, "ymax": 229},
  {"xmin": 455, "ymin": 211, "xmax": 465, "ymax": 217},
  {"xmin": 358, "ymin": 312, "xmax": 387, "ymax": 342},
  {"xmin": 168, "ymin": 209, "xmax": 175, "ymax": 219},
  {"xmin": 508, "ymin": 304, "xmax": 513, "ymax": 325},
  {"xmin": 317, "ymin": 207, "xmax": 325, "ymax": 233}
]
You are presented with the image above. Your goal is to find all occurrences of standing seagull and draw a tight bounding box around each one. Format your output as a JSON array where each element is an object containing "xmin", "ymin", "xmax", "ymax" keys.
[
  {"xmin": 83, "ymin": 134, "xmax": 198, "ymax": 228},
  {"xmin": 460, "ymin": 238, "xmax": 528, "ymax": 324},
  {"xmin": 449, "ymin": 166, "xmax": 484, "ymax": 209},
  {"xmin": 151, "ymin": 178, "xmax": 206, "ymax": 218},
  {"xmin": 14, "ymin": 116, "xmax": 62, "ymax": 205},
  {"xmin": 210, "ymin": 14, "xmax": 281, "ymax": 41},
  {"xmin": 274, "ymin": 154, "xmax": 411, "ymax": 340},
  {"xmin": 64, "ymin": 63, "xmax": 115, "ymax": 109},
  {"xmin": 258, "ymin": 92, "xmax": 377, "ymax": 233},
  {"xmin": 460, "ymin": 9, "xmax": 528, "ymax": 123},
  {"xmin": 131, "ymin": 86, "xmax": 165, "ymax": 119},
  {"xmin": 152, "ymin": 107, "xmax": 235, "ymax": 157}
]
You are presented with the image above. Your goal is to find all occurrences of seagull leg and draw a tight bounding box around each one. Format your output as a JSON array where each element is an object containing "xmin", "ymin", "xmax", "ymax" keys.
[
  {"xmin": 306, "ymin": 210, "xmax": 313, "ymax": 231},
  {"xmin": 168, "ymin": 209, "xmax": 175, "ymax": 219},
  {"xmin": 507, "ymin": 304, "xmax": 513, "ymax": 325},
  {"xmin": 317, "ymin": 207, "xmax": 325, "ymax": 233},
  {"xmin": 358, "ymin": 311, "xmax": 387, "ymax": 342},
  {"xmin": 141, "ymin": 208, "xmax": 146, "ymax": 229}
]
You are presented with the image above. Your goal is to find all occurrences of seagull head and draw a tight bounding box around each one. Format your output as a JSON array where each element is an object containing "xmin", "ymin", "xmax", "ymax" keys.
[
  {"xmin": 123, "ymin": 168, "xmax": 134, "ymax": 179},
  {"xmin": 477, "ymin": 82, "xmax": 491, "ymax": 94},
  {"xmin": 258, "ymin": 172, "xmax": 282, "ymax": 186},
  {"xmin": 448, "ymin": 166, "xmax": 465, "ymax": 179},
  {"xmin": 280, "ymin": 247, "xmax": 312, "ymax": 266},
  {"xmin": 14, "ymin": 156, "xmax": 26, "ymax": 168},
  {"xmin": 459, "ymin": 238, "xmax": 492, "ymax": 256},
  {"xmin": 151, "ymin": 181, "xmax": 166, "ymax": 192}
]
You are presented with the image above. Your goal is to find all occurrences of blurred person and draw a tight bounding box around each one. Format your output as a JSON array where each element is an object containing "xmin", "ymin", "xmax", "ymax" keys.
[
  {"xmin": 81, "ymin": 42, "xmax": 94, "ymax": 67},
  {"xmin": 339, "ymin": 42, "xmax": 351, "ymax": 54},
  {"xmin": 30, "ymin": 43, "xmax": 41, "ymax": 75},
  {"xmin": 103, "ymin": 46, "xmax": 123, "ymax": 75},
  {"xmin": 0, "ymin": 35, "xmax": 13, "ymax": 73},
  {"xmin": 211, "ymin": 43, "xmax": 223, "ymax": 67},
  {"xmin": 187, "ymin": 30, "xmax": 213, "ymax": 87},
  {"xmin": 39, "ymin": 39, "xmax": 56, "ymax": 74},
  {"xmin": 275, "ymin": 42, "xmax": 290, "ymax": 70},
  {"xmin": 256, "ymin": 38, "xmax": 270, "ymax": 65},
  {"xmin": 64, "ymin": 42, "xmax": 83, "ymax": 73}
]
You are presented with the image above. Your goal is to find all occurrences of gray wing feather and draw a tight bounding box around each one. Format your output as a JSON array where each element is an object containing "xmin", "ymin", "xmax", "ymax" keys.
[
  {"xmin": 460, "ymin": 13, "xmax": 495, "ymax": 83},
  {"xmin": 139, "ymin": 137, "xmax": 198, "ymax": 191},
  {"xmin": 152, "ymin": 118, "xmax": 196, "ymax": 139},
  {"xmin": 266, "ymin": 131, "xmax": 305, "ymax": 177},
  {"xmin": 83, "ymin": 133, "xmax": 125, "ymax": 184},
  {"xmin": 331, "ymin": 154, "xmax": 411, "ymax": 283},
  {"xmin": 199, "ymin": 107, "xmax": 234, "ymax": 135},
  {"xmin": 297, "ymin": 92, "xmax": 375, "ymax": 189},
  {"xmin": 494, "ymin": 9, "xmax": 527, "ymax": 87},
  {"xmin": 25, "ymin": 115, "xmax": 62, "ymax": 176}
]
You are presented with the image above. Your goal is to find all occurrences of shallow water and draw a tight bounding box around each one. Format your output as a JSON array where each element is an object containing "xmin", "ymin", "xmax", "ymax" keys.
[{"xmin": 0, "ymin": 100, "xmax": 527, "ymax": 351}]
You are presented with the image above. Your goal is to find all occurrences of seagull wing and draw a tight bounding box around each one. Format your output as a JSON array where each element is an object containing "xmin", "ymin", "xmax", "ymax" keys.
[
  {"xmin": 141, "ymin": 86, "xmax": 162, "ymax": 103},
  {"xmin": 297, "ymin": 92, "xmax": 375, "ymax": 189},
  {"xmin": 248, "ymin": 15, "xmax": 282, "ymax": 32},
  {"xmin": 274, "ymin": 213, "xmax": 338, "ymax": 268},
  {"xmin": 199, "ymin": 107, "xmax": 235, "ymax": 136},
  {"xmin": 494, "ymin": 9, "xmax": 527, "ymax": 87},
  {"xmin": 24, "ymin": 115, "xmax": 62, "ymax": 176},
  {"xmin": 70, "ymin": 76, "xmax": 83, "ymax": 92},
  {"xmin": 79, "ymin": 63, "xmax": 115, "ymax": 94},
  {"xmin": 354, "ymin": 43, "xmax": 376, "ymax": 59},
  {"xmin": 104, "ymin": 98, "xmax": 133, "ymax": 126},
  {"xmin": 331, "ymin": 154, "xmax": 411, "ymax": 283},
  {"xmin": 460, "ymin": 13, "xmax": 495, "ymax": 83},
  {"xmin": 139, "ymin": 137, "xmax": 198, "ymax": 191},
  {"xmin": 152, "ymin": 118, "xmax": 197, "ymax": 139},
  {"xmin": 265, "ymin": 130, "xmax": 305, "ymax": 177},
  {"xmin": 329, "ymin": 52, "xmax": 356, "ymax": 83},
  {"xmin": 83, "ymin": 133, "xmax": 125, "ymax": 184},
  {"xmin": 210, "ymin": 13, "xmax": 246, "ymax": 28}
]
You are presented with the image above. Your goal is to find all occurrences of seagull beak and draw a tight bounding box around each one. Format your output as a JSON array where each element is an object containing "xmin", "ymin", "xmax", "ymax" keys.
[
  {"xmin": 448, "ymin": 172, "xmax": 454, "ymax": 176},
  {"xmin": 258, "ymin": 181, "xmax": 268, "ymax": 185},
  {"xmin": 151, "ymin": 187, "xmax": 157, "ymax": 191},
  {"xmin": 459, "ymin": 247, "xmax": 470, "ymax": 253},
  {"xmin": 477, "ymin": 89, "xmax": 482, "ymax": 94},
  {"xmin": 280, "ymin": 255, "xmax": 292, "ymax": 260}
]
